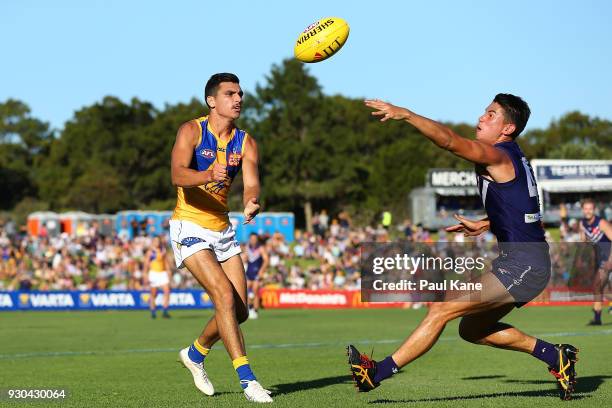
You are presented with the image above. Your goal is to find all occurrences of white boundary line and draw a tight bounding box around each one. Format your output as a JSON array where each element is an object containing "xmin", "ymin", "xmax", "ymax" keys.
[{"xmin": 1, "ymin": 329, "xmax": 611, "ymax": 360}]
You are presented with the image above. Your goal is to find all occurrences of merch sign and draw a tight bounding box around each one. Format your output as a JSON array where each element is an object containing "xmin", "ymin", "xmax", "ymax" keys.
[
  {"xmin": 428, "ymin": 169, "xmax": 477, "ymax": 187},
  {"xmin": 536, "ymin": 164, "xmax": 612, "ymax": 180},
  {"xmin": 0, "ymin": 290, "xmax": 213, "ymax": 311}
]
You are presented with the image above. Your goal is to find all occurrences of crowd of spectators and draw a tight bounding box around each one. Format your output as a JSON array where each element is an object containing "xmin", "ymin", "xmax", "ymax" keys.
[
  {"xmin": 0, "ymin": 221, "xmax": 198, "ymax": 292},
  {"xmin": 0, "ymin": 205, "xmax": 609, "ymax": 292}
]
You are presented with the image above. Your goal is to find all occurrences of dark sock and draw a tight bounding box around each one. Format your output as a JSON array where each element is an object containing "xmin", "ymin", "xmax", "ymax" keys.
[
  {"xmin": 593, "ymin": 309, "xmax": 602, "ymax": 323},
  {"xmin": 373, "ymin": 356, "xmax": 399, "ymax": 383},
  {"xmin": 532, "ymin": 339, "xmax": 558, "ymax": 367}
]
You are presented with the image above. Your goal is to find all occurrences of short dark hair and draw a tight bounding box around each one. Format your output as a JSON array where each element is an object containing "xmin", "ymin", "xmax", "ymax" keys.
[
  {"xmin": 582, "ymin": 198, "xmax": 596, "ymax": 208},
  {"xmin": 204, "ymin": 73, "xmax": 240, "ymax": 108},
  {"xmin": 493, "ymin": 93, "xmax": 530, "ymax": 138}
]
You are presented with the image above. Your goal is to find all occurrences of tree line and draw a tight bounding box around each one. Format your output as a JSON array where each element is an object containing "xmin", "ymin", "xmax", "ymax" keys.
[{"xmin": 2, "ymin": 59, "xmax": 611, "ymax": 226}]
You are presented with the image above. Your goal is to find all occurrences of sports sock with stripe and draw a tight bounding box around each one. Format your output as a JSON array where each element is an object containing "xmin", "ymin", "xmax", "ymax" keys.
[
  {"xmin": 187, "ymin": 339, "xmax": 210, "ymax": 364},
  {"xmin": 233, "ymin": 356, "xmax": 256, "ymax": 389}
]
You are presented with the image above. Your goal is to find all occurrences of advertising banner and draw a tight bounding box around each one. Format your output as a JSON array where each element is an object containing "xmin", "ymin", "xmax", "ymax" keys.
[{"xmin": 0, "ymin": 290, "xmax": 214, "ymax": 311}]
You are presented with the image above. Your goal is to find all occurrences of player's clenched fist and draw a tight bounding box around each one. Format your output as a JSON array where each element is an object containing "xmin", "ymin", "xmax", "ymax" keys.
[{"xmin": 211, "ymin": 162, "xmax": 227, "ymax": 182}]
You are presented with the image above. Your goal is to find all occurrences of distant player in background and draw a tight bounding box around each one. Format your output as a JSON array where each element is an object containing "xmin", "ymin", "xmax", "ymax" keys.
[
  {"xmin": 169, "ymin": 73, "xmax": 272, "ymax": 403},
  {"xmin": 580, "ymin": 198, "xmax": 612, "ymax": 325},
  {"xmin": 244, "ymin": 233, "xmax": 269, "ymax": 319},
  {"xmin": 349, "ymin": 94, "xmax": 578, "ymax": 400},
  {"xmin": 143, "ymin": 236, "xmax": 172, "ymax": 319}
]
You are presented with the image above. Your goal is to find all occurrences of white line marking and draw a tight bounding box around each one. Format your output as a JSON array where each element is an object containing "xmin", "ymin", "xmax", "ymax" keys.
[{"xmin": 1, "ymin": 329, "xmax": 610, "ymax": 360}]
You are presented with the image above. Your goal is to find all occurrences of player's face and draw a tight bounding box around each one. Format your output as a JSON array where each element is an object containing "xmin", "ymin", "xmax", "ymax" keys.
[
  {"xmin": 249, "ymin": 235, "xmax": 258, "ymax": 245},
  {"xmin": 582, "ymin": 203, "xmax": 595, "ymax": 220},
  {"xmin": 476, "ymin": 102, "xmax": 514, "ymax": 143},
  {"xmin": 209, "ymin": 82, "xmax": 243, "ymax": 120}
]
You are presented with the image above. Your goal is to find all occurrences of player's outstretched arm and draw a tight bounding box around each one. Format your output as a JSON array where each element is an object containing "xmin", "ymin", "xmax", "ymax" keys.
[
  {"xmin": 242, "ymin": 135, "xmax": 261, "ymax": 224},
  {"xmin": 171, "ymin": 121, "xmax": 225, "ymax": 187},
  {"xmin": 365, "ymin": 99, "xmax": 507, "ymax": 167}
]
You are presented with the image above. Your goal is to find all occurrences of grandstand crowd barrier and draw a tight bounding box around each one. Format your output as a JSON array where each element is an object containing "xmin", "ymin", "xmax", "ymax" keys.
[
  {"xmin": 0, "ymin": 287, "xmax": 593, "ymax": 312},
  {"xmin": 0, "ymin": 290, "xmax": 214, "ymax": 311}
]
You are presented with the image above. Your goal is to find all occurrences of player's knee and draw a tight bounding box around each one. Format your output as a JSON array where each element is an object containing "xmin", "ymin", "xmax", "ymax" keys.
[
  {"xmin": 427, "ymin": 302, "xmax": 453, "ymax": 322},
  {"xmin": 212, "ymin": 287, "xmax": 236, "ymax": 313}
]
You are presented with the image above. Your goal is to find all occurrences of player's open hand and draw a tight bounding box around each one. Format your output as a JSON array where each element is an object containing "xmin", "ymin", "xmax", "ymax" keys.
[
  {"xmin": 211, "ymin": 162, "xmax": 228, "ymax": 182},
  {"xmin": 244, "ymin": 197, "xmax": 261, "ymax": 224},
  {"xmin": 445, "ymin": 214, "xmax": 489, "ymax": 237},
  {"xmin": 365, "ymin": 99, "xmax": 410, "ymax": 122}
]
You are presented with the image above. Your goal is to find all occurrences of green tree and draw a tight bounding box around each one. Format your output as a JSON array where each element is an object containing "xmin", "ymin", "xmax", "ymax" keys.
[
  {"xmin": 246, "ymin": 59, "xmax": 325, "ymax": 229},
  {"xmin": 65, "ymin": 162, "xmax": 128, "ymax": 213},
  {"xmin": 0, "ymin": 99, "xmax": 52, "ymax": 209},
  {"xmin": 522, "ymin": 111, "xmax": 612, "ymax": 159},
  {"xmin": 37, "ymin": 96, "xmax": 157, "ymax": 210}
]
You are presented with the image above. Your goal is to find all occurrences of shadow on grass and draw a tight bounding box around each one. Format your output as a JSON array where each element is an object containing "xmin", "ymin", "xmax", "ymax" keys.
[
  {"xmin": 461, "ymin": 375, "xmax": 506, "ymax": 380},
  {"xmin": 271, "ymin": 375, "xmax": 351, "ymax": 395},
  {"xmin": 369, "ymin": 375, "xmax": 610, "ymax": 404}
]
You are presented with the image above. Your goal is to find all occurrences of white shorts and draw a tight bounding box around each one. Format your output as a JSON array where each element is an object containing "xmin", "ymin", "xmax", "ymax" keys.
[
  {"xmin": 169, "ymin": 220, "xmax": 242, "ymax": 268},
  {"xmin": 149, "ymin": 270, "xmax": 170, "ymax": 288}
]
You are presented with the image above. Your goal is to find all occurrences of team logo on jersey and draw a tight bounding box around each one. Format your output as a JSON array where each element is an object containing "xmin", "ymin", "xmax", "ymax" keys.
[
  {"xmin": 524, "ymin": 213, "xmax": 541, "ymax": 223},
  {"xmin": 204, "ymin": 181, "xmax": 226, "ymax": 194},
  {"xmin": 217, "ymin": 146, "xmax": 226, "ymax": 152},
  {"xmin": 228, "ymin": 153, "xmax": 242, "ymax": 166},
  {"xmin": 200, "ymin": 149, "xmax": 215, "ymax": 159},
  {"xmin": 180, "ymin": 237, "xmax": 206, "ymax": 248}
]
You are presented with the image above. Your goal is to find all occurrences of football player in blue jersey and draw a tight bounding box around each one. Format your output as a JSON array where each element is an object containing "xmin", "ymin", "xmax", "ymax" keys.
[
  {"xmin": 348, "ymin": 94, "xmax": 577, "ymax": 400},
  {"xmin": 244, "ymin": 233, "xmax": 269, "ymax": 319},
  {"xmin": 580, "ymin": 198, "xmax": 612, "ymax": 325}
]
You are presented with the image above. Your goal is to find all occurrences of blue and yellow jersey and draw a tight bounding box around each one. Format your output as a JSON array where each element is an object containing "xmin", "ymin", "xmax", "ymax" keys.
[
  {"xmin": 149, "ymin": 249, "xmax": 166, "ymax": 272},
  {"xmin": 172, "ymin": 116, "xmax": 249, "ymax": 231}
]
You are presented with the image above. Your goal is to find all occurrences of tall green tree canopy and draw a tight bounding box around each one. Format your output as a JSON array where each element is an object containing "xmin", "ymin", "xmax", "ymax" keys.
[{"xmin": 2, "ymin": 61, "xmax": 610, "ymax": 225}]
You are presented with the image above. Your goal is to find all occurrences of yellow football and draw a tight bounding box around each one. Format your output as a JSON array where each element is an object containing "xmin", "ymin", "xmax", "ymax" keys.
[{"xmin": 294, "ymin": 17, "xmax": 350, "ymax": 63}]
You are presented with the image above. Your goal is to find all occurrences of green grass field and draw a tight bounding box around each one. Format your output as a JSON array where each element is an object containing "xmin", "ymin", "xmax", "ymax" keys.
[{"xmin": 1, "ymin": 306, "xmax": 611, "ymax": 407}]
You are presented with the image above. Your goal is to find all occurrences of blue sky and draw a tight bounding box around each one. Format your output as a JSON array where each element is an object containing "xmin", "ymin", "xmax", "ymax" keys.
[{"xmin": 1, "ymin": 0, "xmax": 611, "ymax": 132}]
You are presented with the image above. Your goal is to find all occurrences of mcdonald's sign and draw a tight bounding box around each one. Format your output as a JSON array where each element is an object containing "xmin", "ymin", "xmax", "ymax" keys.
[
  {"xmin": 351, "ymin": 291, "xmax": 367, "ymax": 308},
  {"xmin": 259, "ymin": 288, "xmax": 405, "ymax": 309},
  {"xmin": 261, "ymin": 289, "xmax": 280, "ymax": 308}
]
